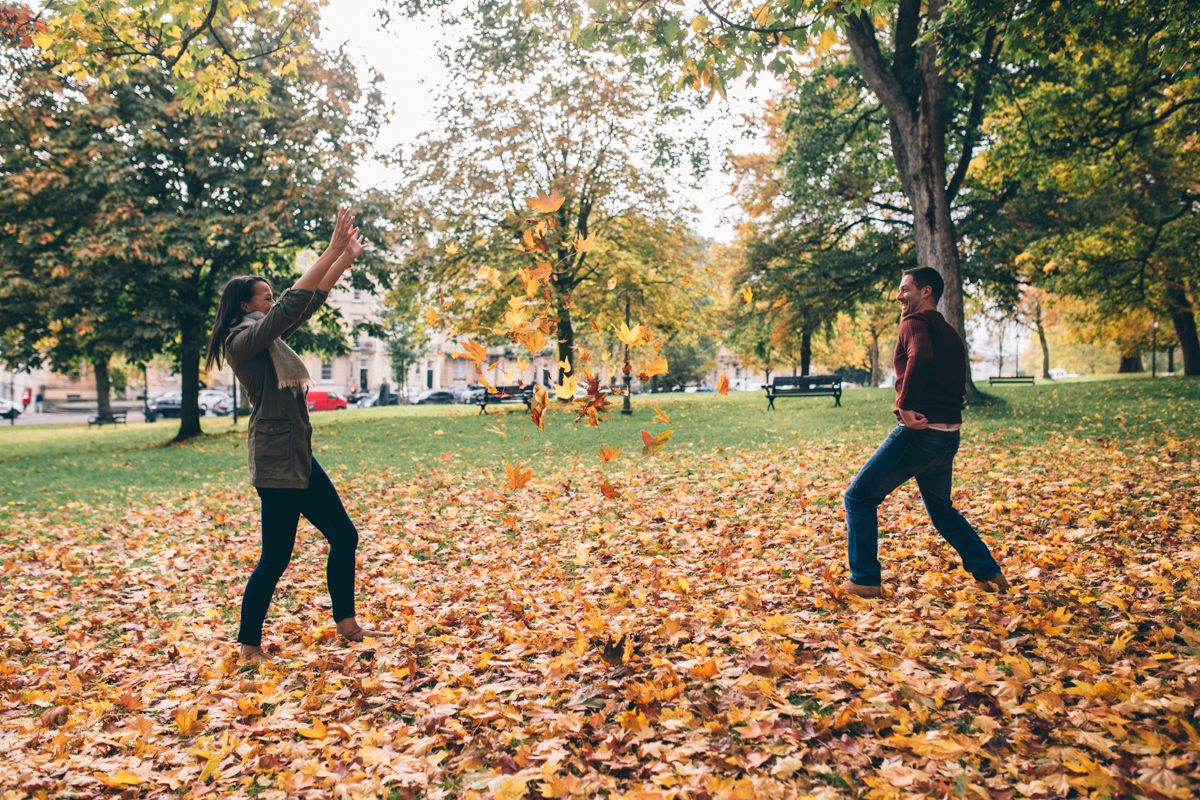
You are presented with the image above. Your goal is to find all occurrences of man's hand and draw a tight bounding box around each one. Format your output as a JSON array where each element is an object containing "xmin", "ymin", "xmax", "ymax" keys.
[
  {"xmin": 898, "ymin": 408, "xmax": 928, "ymax": 429},
  {"xmin": 327, "ymin": 207, "xmax": 355, "ymax": 255}
]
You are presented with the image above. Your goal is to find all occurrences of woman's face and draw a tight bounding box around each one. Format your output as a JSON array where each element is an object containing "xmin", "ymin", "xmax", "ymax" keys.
[{"xmin": 240, "ymin": 281, "xmax": 274, "ymax": 316}]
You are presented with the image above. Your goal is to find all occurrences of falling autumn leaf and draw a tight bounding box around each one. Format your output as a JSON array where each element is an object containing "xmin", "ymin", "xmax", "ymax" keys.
[
  {"xmin": 639, "ymin": 357, "xmax": 668, "ymax": 378},
  {"xmin": 615, "ymin": 322, "xmax": 641, "ymax": 346},
  {"xmin": 477, "ymin": 265, "xmax": 502, "ymax": 289},
  {"xmin": 717, "ymin": 372, "xmax": 730, "ymax": 395},
  {"xmin": 640, "ymin": 429, "xmax": 673, "ymax": 456},
  {"xmin": 460, "ymin": 339, "xmax": 488, "ymax": 364},
  {"xmin": 599, "ymin": 445, "xmax": 621, "ymax": 462},
  {"xmin": 444, "ymin": 241, "xmax": 460, "ymax": 255},
  {"xmin": 504, "ymin": 461, "xmax": 532, "ymax": 490},
  {"xmin": 525, "ymin": 189, "xmax": 565, "ymax": 213},
  {"xmin": 553, "ymin": 374, "xmax": 578, "ymax": 400},
  {"xmin": 424, "ymin": 306, "xmax": 439, "ymax": 327},
  {"xmin": 574, "ymin": 232, "xmax": 597, "ymax": 252},
  {"xmin": 651, "ymin": 400, "xmax": 670, "ymax": 424},
  {"xmin": 742, "ymin": 286, "xmax": 753, "ymax": 303}
]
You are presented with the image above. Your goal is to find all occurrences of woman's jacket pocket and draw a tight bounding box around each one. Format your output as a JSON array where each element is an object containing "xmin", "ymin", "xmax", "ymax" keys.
[{"xmin": 254, "ymin": 419, "xmax": 293, "ymax": 468}]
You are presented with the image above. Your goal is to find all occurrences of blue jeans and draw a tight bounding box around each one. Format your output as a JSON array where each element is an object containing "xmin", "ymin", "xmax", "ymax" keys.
[{"xmin": 844, "ymin": 425, "xmax": 1001, "ymax": 586}]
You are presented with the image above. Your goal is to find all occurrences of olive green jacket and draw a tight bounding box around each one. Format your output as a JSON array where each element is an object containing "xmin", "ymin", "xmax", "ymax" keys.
[{"xmin": 227, "ymin": 288, "xmax": 328, "ymax": 489}]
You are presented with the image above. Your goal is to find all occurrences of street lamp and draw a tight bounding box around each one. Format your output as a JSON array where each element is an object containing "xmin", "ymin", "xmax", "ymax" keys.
[
  {"xmin": 1152, "ymin": 319, "xmax": 1159, "ymax": 379},
  {"xmin": 621, "ymin": 291, "xmax": 633, "ymax": 415}
]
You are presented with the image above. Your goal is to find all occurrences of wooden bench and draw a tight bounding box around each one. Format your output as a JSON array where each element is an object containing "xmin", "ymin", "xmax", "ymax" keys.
[
  {"xmin": 88, "ymin": 410, "xmax": 128, "ymax": 427},
  {"xmin": 765, "ymin": 375, "xmax": 842, "ymax": 410},
  {"xmin": 988, "ymin": 376, "xmax": 1035, "ymax": 386},
  {"xmin": 476, "ymin": 386, "xmax": 534, "ymax": 415}
]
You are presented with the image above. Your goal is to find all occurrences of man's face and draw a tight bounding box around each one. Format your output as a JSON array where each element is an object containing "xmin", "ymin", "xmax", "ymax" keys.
[{"xmin": 896, "ymin": 275, "xmax": 929, "ymax": 316}]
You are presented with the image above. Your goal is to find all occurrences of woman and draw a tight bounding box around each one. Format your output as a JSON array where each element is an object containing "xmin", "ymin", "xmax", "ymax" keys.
[{"xmin": 205, "ymin": 208, "xmax": 385, "ymax": 661}]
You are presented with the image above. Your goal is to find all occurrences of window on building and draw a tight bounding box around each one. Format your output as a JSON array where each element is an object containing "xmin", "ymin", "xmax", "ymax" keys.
[
  {"xmin": 453, "ymin": 359, "xmax": 466, "ymax": 381},
  {"xmin": 353, "ymin": 288, "xmax": 363, "ymax": 301},
  {"xmin": 321, "ymin": 361, "xmax": 333, "ymax": 381}
]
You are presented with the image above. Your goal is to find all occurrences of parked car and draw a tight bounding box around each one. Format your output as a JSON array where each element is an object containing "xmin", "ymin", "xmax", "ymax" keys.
[
  {"xmin": 148, "ymin": 392, "xmax": 182, "ymax": 418},
  {"xmin": 198, "ymin": 389, "xmax": 233, "ymax": 416},
  {"xmin": 0, "ymin": 398, "xmax": 21, "ymax": 420},
  {"xmin": 307, "ymin": 390, "xmax": 348, "ymax": 412},
  {"xmin": 356, "ymin": 389, "xmax": 400, "ymax": 408},
  {"xmin": 459, "ymin": 385, "xmax": 488, "ymax": 404},
  {"xmin": 413, "ymin": 389, "xmax": 456, "ymax": 405}
]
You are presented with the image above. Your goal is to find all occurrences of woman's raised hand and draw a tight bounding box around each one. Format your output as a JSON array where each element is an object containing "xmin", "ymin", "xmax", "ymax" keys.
[
  {"xmin": 328, "ymin": 207, "xmax": 356, "ymax": 255},
  {"xmin": 344, "ymin": 228, "xmax": 365, "ymax": 262}
]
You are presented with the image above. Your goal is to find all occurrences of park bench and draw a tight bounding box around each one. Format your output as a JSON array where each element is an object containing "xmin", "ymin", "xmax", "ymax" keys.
[
  {"xmin": 765, "ymin": 375, "xmax": 842, "ymax": 410},
  {"xmin": 87, "ymin": 410, "xmax": 128, "ymax": 427},
  {"xmin": 476, "ymin": 385, "xmax": 534, "ymax": 415},
  {"xmin": 988, "ymin": 376, "xmax": 1035, "ymax": 387}
]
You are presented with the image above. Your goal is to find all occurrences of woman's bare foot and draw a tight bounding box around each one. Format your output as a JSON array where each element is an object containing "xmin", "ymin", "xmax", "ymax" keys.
[
  {"xmin": 336, "ymin": 618, "xmax": 388, "ymax": 642},
  {"xmin": 239, "ymin": 644, "xmax": 273, "ymax": 663}
]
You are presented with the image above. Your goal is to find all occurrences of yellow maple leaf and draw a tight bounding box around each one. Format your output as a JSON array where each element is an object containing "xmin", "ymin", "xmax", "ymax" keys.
[
  {"xmin": 615, "ymin": 322, "xmax": 641, "ymax": 346},
  {"xmin": 477, "ymin": 265, "xmax": 502, "ymax": 289},
  {"xmin": 424, "ymin": 306, "xmax": 438, "ymax": 327},
  {"xmin": 554, "ymin": 374, "xmax": 578, "ymax": 400},
  {"xmin": 298, "ymin": 718, "xmax": 327, "ymax": 739},
  {"xmin": 175, "ymin": 706, "xmax": 205, "ymax": 738},
  {"xmin": 652, "ymin": 400, "xmax": 670, "ymax": 424},
  {"xmin": 557, "ymin": 358, "xmax": 572, "ymax": 375},
  {"xmin": 460, "ymin": 339, "xmax": 488, "ymax": 364},
  {"xmin": 501, "ymin": 364, "xmax": 515, "ymax": 383},
  {"xmin": 574, "ymin": 232, "xmax": 596, "ymax": 252},
  {"xmin": 444, "ymin": 241, "xmax": 460, "ymax": 255},
  {"xmin": 641, "ymin": 429, "xmax": 673, "ymax": 456},
  {"xmin": 742, "ymin": 286, "xmax": 753, "ymax": 303},
  {"xmin": 525, "ymin": 190, "xmax": 565, "ymax": 213}
]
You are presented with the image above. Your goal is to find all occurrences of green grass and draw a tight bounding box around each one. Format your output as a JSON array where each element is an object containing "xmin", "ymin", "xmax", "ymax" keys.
[{"xmin": 1, "ymin": 374, "xmax": 1196, "ymax": 510}]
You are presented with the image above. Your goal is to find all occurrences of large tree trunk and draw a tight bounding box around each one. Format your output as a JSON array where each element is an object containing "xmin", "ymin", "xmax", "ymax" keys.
[
  {"xmin": 800, "ymin": 330, "xmax": 812, "ymax": 376},
  {"xmin": 1168, "ymin": 286, "xmax": 1200, "ymax": 376},
  {"xmin": 868, "ymin": 327, "xmax": 880, "ymax": 387},
  {"xmin": 842, "ymin": 0, "xmax": 984, "ymax": 398},
  {"xmin": 175, "ymin": 322, "xmax": 204, "ymax": 440},
  {"xmin": 93, "ymin": 353, "xmax": 113, "ymax": 420},
  {"xmin": 1035, "ymin": 300, "xmax": 1051, "ymax": 379},
  {"xmin": 1117, "ymin": 355, "xmax": 1144, "ymax": 373},
  {"xmin": 556, "ymin": 306, "xmax": 574, "ymax": 387}
]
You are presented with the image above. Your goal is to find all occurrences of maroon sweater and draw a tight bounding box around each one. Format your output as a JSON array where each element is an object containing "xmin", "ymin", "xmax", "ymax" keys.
[{"xmin": 893, "ymin": 309, "xmax": 966, "ymax": 424}]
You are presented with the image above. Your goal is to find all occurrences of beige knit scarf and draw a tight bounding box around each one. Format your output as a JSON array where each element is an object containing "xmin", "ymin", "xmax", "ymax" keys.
[{"xmin": 229, "ymin": 312, "xmax": 311, "ymax": 395}]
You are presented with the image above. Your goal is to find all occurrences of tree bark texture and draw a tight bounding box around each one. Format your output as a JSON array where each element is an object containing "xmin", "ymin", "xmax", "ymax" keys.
[
  {"xmin": 800, "ymin": 330, "xmax": 812, "ymax": 376},
  {"xmin": 841, "ymin": 0, "xmax": 983, "ymax": 397},
  {"xmin": 556, "ymin": 306, "xmax": 574, "ymax": 386},
  {"xmin": 93, "ymin": 353, "xmax": 113, "ymax": 420},
  {"xmin": 1168, "ymin": 286, "xmax": 1200, "ymax": 376}
]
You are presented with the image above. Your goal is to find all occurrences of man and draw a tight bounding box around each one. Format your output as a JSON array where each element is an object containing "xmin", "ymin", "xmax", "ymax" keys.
[{"xmin": 843, "ymin": 267, "xmax": 1009, "ymax": 598}]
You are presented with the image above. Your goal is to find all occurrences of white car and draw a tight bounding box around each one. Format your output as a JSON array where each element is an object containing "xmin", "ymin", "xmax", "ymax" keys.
[
  {"xmin": 198, "ymin": 390, "xmax": 234, "ymax": 416},
  {"xmin": 0, "ymin": 398, "xmax": 21, "ymax": 420}
]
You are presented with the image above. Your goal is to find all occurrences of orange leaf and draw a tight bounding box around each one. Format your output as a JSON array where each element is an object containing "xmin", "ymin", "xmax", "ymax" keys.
[
  {"xmin": 691, "ymin": 658, "xmax": 720, "ymax": 679},
  {"xmin": 599, "ymin": 445, "xmax": 621, "ymax": 462},
  {"xmin": 530, "ymin": 261, "xmax": 552, "ymax": 281},
  {"xmin": 651, "ymin": 400, "xmax": 670, "ymax": 424},
  {"xmin": 641, "ymin": 429, "xmax": 673, "ymax": 456},
  {"xmin": 175, "ymin": 706, "xmax": 205, "ymax": 738},
  {"xmin": 640, "ymin": 357, "xmax": 668, "ymax": 378},
  {"xmin": 298, "ymin": 718, "xmax": 327, "ymax": 739},
  {"xmin": 525, "ymin": 190, "xmax": 565, "ymax": 213},
  {"xmin": 460, "ymin": 339, "xmax": 488, "ymax": 364},
  {"xmin": 599, "ymin": 479, "xmax": 621, "ymax": 499},
  {"xmin": 505, "ymin": 461, "xmax": 533, "ymax": 490},
  {"xmin": 717, "ymin": 372, "xmax": 730, "ymax": 396},
  {"xmin": 439, "ymin": 451, "xmax": 453, "ymax": 461}
]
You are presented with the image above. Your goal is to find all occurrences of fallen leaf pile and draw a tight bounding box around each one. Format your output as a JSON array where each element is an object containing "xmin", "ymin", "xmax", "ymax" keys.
[{"xmin": 1, "ymin": 436, "xmax": 1198, "ymax": 799}]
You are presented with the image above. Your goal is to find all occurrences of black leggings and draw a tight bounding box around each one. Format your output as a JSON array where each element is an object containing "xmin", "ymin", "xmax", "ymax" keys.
[{"xmin": 237, "ymin": 458, "xmax": 358, "ymax": 647}]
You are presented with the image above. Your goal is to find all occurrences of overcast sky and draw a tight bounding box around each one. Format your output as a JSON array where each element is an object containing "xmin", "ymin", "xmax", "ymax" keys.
[{"xmin": 316, "ymin": 0, "xmax": 773, "ymax": 244}]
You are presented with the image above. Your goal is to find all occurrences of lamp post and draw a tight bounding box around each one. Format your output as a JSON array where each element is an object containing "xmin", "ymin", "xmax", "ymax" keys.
[
  {"xmin": 621, "ymin": 291, "xmax": 632, "ymax": 415},
  {"xmin": 1152, "ymin": 319, "xmax": 1159, "ymax": 379}
]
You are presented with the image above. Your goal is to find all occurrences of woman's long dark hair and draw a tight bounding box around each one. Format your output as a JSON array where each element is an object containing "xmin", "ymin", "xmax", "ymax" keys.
[{"xmin": 205, "ymin": 276, "xmax": 269, "ymax": 373}]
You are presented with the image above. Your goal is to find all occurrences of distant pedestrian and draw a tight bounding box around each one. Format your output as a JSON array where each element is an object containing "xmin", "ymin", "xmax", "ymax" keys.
[
  {"xmin": 204, "ymin": 208, "xmax": 387, "ymax": 662},
  {"xmin": 34, "ymin": 390, "xmax": 43, "ymax": 413},
  {"xmin": 843, "ymin": 267, "xmax": 1009, "ymax": 598},
  {"xmin": 21, "ymin": 387, "xmax": 31, "ymax": 414}
]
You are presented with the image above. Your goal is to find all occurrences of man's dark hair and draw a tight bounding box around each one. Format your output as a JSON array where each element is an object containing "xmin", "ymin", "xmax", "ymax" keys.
[{"xmin": 904, "ymin": 267, "xmax": 944, "ymax": 302}]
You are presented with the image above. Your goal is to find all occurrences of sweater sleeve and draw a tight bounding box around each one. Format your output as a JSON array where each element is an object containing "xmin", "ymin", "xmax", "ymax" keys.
[
  {"xmin": 227, "ymin": 288, "xmax": 314, "ymax": 364},
  {"xmin": 895, "ymin": 316, "xmax": 934, "ymax": 411},
  {"xmin": 280, "ymin": 289, "xmax": 329, "ymax": 341}
]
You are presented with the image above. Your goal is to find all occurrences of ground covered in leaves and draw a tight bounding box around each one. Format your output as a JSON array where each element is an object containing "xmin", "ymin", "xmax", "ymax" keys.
[{"xmin": 1, "ymin": 380, "xmax": 1199, "ymax": 799}]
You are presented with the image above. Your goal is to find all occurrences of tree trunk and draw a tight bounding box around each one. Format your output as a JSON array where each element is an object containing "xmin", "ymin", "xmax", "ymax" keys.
[
  {"xmin": 842, "ymin": 0, "xmax": 981, "ymax": 398},
  {"xmin": 556, "ymin": 306, "xmax": 574, "ymax": 387},
  {"xmin": 1035, "ymin": 300, "xmax": 1051, "ymax": 379},
  {"xmin": 175, "ymin": 323, "xmax": 204, "ymax": 440},
  {"xmin": 1117, "ymin": 355, "xmax": 1144, "ymax": 374},
  {"xmin": 800, "ymin": 330, "xmax": 812, "ymax": 376},
  {"xmin": 1168, "ymin": 288, "xmax": 1199, "ymax": 376},
  {"xmin": 93, "ymin": 353, "xmax": 113, "ymax": 420},
  {"xmin": 1168, "ymin": 346, "xmax": 1175, "ymax": 374},
  {"xmin": 868, "ymin": 327, "xmax": 880, "ymax": 387}
]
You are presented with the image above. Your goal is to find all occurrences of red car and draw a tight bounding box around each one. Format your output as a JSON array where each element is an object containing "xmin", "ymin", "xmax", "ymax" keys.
[{"xmin": 307, "ymin": 390, "xmax": 348, "ymax": 412}]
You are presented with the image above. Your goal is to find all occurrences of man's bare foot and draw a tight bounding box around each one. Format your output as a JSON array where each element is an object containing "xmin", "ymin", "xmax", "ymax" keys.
[
  {"xmin": 336, "ymin": 618, "xmax": 389, "ymax": 642},
  {"xmin": 239, "ymin": 644, "xmax": 273, "ymax": 663}
]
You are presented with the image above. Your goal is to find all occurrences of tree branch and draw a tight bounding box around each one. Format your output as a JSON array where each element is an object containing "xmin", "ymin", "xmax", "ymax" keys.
[
  {"xmin": 698, "ymin": 0, "xmax": 810, "ymax": 36},
  {"xmin": 946, "ymin": 25, "xmax": 998, "ymax": 204}
]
